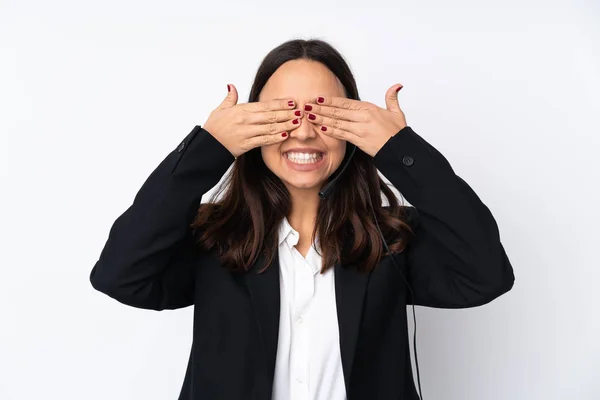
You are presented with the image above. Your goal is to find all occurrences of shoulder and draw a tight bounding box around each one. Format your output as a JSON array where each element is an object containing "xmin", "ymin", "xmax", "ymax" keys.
[{"xmin": 402, "ymin": 205, "xmax": 420, "ymax": 228}]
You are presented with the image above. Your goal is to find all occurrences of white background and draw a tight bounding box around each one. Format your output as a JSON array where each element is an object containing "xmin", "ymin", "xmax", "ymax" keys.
[{"xmin": 1, "ymin": 1, "xmax": 599, "ymax": 399}]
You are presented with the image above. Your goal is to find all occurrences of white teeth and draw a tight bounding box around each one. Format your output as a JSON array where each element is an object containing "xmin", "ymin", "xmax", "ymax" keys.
[{"xmin": 285, "ymin": 152, "xmax": 323, "ymax": 164}]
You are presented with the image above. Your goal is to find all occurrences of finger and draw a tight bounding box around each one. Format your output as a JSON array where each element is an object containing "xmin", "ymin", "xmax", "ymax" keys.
[
  {"xmin": 248, "ymin": 115, "xmax": 302, "ymax": 137},
  {"xmin": 247, "ymin": 108, "xmax": 303, "ymax": 125},
  {"xmin": 306, "ymin": 112, "xmax": 362, "ymax": 136},
  {"xmin": 385, "ymin": 84, "xmax": 403, "ymax": 113},
  {"xmin": 247, "ymin": 126, "xmax": 297, "ymax": 148},
  {"xmin": 304, "ymin": 103, "xmax": 366, "ymax": 123},
  {"xmin": 314, "ymin": 121, "xmax": 360, "ymax": 143},
  {"xmin": 244, "ymin": 98, "xmax": 296, "ymax": 113},
  {"xmin": 219, "ymin": 83, "xmax": 239, "ymax": 109},
  {"xmin": 313, "ymin": 96, "xmax": 364, "ymax": 110}
]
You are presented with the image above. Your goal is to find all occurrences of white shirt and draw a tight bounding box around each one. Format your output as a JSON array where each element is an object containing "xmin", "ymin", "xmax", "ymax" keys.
[{"xmin": 271, "ymin": 216, "xmax": 347, "ymax": 400}]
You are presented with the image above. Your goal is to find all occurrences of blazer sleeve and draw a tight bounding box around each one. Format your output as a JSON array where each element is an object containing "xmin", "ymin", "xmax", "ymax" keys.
[
  {"xmin": 372, "ymin": 126, "xmax": 515, "ymax": 308},
  {"xmin": 89, "ymin": 126, "xmax": 235, "ymax": 311}
]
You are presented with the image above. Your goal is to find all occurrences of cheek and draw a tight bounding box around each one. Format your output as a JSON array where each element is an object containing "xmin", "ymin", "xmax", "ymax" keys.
[
  {"xmin": 329, "ymin": 141, "xmax": 348, "ymax": 168},
  {"xmin": 260, "ymin": 146, "xmax": 279, "ymax": 166}
]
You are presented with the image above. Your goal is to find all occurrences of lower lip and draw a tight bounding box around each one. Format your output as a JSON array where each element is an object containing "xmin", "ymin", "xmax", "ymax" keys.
[{"xmin": 283, "ymin": 153, "xmax": 326, "ymax": 171}]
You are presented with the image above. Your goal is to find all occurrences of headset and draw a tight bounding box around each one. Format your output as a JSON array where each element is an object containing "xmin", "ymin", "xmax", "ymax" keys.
[{"xmin": 318, "ymin": 143, "xmax": 424, "ymax": 400}]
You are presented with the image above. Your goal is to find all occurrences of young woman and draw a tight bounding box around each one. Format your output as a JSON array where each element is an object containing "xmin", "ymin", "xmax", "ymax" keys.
[{"xmin": 90, "ymin": 39, "xmax": 515, "ymax": 400}]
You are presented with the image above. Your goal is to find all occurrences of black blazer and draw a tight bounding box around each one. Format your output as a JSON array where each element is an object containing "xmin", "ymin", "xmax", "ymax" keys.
[{"xmin": 90, "ymin": 125, "xmax": 515, "ymax": 400}]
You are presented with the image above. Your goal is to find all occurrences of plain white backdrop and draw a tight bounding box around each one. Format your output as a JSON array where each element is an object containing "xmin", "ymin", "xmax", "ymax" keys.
[{"xmin": 1, "ymin": 1, "xmax": 599, "ymax": 399}]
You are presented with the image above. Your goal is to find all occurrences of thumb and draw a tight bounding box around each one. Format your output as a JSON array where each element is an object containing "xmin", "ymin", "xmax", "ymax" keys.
[
  {"xmin": 385, "ymin": 84, "xmax": 403, "ymax": 113},
  {"xmin": 219, "ymin": 83, "xmax": 239, "ymax": 108}
]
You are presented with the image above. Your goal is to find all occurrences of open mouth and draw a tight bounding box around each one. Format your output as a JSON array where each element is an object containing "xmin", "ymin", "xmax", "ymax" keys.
[{"xmin": 283, "ymin": 152, "xmax": 325, "ymax": 165}]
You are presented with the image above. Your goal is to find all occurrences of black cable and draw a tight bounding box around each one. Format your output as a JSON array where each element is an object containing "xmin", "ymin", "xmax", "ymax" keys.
[
  {"xmin": 370, "ymin": 202, "xmax": 423, "ymax": 400},
  {"xmin": 319, "ymin": 143, "xmax": 424, "ymax": 399}
]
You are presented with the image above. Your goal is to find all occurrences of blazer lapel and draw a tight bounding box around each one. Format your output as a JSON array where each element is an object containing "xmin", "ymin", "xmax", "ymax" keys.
[
  {"xmin": 244, "ymin": 249, "xmax": 281, "ymax": 396},
  {"xmin": 334, "ymin": 257, "xmax": 370, "ymax": 395}
]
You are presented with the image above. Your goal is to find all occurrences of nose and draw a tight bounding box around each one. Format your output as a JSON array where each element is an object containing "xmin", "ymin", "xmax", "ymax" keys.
[{"xmin": 290, "ymin": 109, "xmax": 318, "ymax": 141}]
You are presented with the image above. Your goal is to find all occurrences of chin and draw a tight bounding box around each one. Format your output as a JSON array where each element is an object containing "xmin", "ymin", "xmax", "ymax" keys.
[{"xmin": 284, "ymin": 177, "xmax": 325, "ymax": 191}]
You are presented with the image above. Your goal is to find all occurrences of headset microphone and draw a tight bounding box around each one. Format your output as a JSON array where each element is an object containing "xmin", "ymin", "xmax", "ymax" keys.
[
  {"xmin": 318, "ymin": 143, "xmax": 357, "ymax": 200},
  {"xmin": 317, "ymin": 141, "xmax": 424, "ymax": 400}
]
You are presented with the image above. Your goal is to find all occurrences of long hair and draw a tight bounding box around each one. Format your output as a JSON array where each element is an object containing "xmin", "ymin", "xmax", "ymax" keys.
[{"xmin": 191, "ymin": 38, "xmax": 414, "ymax": 274}]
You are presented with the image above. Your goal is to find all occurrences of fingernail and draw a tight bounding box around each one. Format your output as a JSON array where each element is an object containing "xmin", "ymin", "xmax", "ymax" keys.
[
  {"xmin": 304, "ymin": 104, "xmax": 312, "ymax": 111},
  {"xmin": 227, "ymin": 84, "xmax": 231, "ymax": 92},
  {"xmin": 321, "ymin": 126, "xmax": 327, "ymax": 131},
  {"xmin": 317, "ymin": 97, "xmax": 324, "ymax": 103},
  {"xmin": 293, "ymin": 118, "xmax": 299, "ymax": 124},
  {"xmin": 288, "ymin": 100, "xmax": 295, "ymax": 107},
  {"xmin": 396, "ymin": 86, "xmax": 402, "ymax": 92},
  {"xmin": 308, "ymin": 114, "xmax": 316, "ymax": 120},
  {"xmin": 281, "ymin": 132, "xmax": 288, "ymax": 137},
  {"xmin": 295, "ymin": 110, "xmax": 301, "ymax": 116}
]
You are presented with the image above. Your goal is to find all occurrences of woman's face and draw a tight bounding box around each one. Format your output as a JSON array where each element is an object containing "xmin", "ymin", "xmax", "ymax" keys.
[{"xmin": 259, "ymin": 59, "xmax": 347, "ymax": 195}]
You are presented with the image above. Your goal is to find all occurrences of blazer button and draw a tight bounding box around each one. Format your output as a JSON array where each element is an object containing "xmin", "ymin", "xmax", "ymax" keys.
[
  {"xmin": 176, "ymin": 141, "xmax": 185, "ymax": 152},
  {"xmin": 402, "ymin": 155, "xmax": 414, "ymax": 166}
]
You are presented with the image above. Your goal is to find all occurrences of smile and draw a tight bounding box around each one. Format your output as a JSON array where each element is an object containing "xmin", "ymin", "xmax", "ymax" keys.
[
  {"xmin": 282, "ymin": 152, "xmax": 326, "ymax": 171},
  {"xmin": 284, "ymin": 152, "xmax": 324, "ymax": 164}
]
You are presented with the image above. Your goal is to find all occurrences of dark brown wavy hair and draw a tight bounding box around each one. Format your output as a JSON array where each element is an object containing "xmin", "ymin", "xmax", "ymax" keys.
[{"xmin": 190, "ymin": 38, "xmax": 414, "ymax": 274}]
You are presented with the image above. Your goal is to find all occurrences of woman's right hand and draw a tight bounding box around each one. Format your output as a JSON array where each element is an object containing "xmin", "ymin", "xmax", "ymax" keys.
[{"xmin": 203, "ymin": 84, "xmax": 303, "ymax": 158}]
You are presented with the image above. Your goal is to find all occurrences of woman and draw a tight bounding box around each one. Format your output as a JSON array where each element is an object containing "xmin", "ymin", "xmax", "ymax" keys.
[{"xmin": 90, "ymin": 39, "xmax": 515, "ymax": 400}]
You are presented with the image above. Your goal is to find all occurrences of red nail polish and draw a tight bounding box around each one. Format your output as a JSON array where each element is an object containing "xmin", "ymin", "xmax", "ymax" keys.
[
  {"xmin": 293, "ymin": 118, "xmax": 299, "ymax": 124},
  {"xmin": 281, "ymin": 132, "xmax": 288, "ymax": 137},
  {"xmin": 227, "ymin": 84, "xmax": 231, "ymax": 92},
  {"xmin": 396, "ymin": 86, "xmax": 402, "ymax": 92},
  {"xmin": 304, "ymin": 104, "xmax": 312, "ymax": 111},
  {"xmin": 321, "ymin": 126, "xmax": 327, "ymax": 131},
  {"xmin": 317, "ymin": 97, "xmax": 324, "ymax": 103},
  {"xmin": 295, "ymin": 110, "xmax": 301, "ymax": 116},
  {"xmin": 308, "ymin": 114, "xmax": 316, "ymax": 120},
  {"xmin": 288, "ymin": 101, "xmax": 295, "ymax": 107}
]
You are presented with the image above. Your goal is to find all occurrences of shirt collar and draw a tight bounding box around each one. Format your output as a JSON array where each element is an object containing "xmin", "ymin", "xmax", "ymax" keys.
[
  {"xmin": 278, "ymin": 216, "xmax": 298, "ymax": 247},
  {"xmin": 277, "ymin": 217, "xmax": 322, "ymax": 258}
]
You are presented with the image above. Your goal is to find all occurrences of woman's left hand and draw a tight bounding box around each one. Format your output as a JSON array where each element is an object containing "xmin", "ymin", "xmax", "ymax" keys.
[{"xmin": 304, "ymin": 84, "xmax": 408, "ymax": 157}]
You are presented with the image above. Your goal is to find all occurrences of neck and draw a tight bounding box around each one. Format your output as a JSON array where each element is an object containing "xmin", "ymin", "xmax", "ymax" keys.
[{"xmin": 287, "ymin": 187, "xmax": 320, "ymax": 238}]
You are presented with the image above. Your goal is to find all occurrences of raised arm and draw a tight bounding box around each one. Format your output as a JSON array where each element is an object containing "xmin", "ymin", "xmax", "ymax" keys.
[
  {"xmin": 373, "ymin": 126, "xmax": 515, "ymax": 308},
  {"xmin": 89, "ymin": 126, "xmax": 234, "ymax": 310}
]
